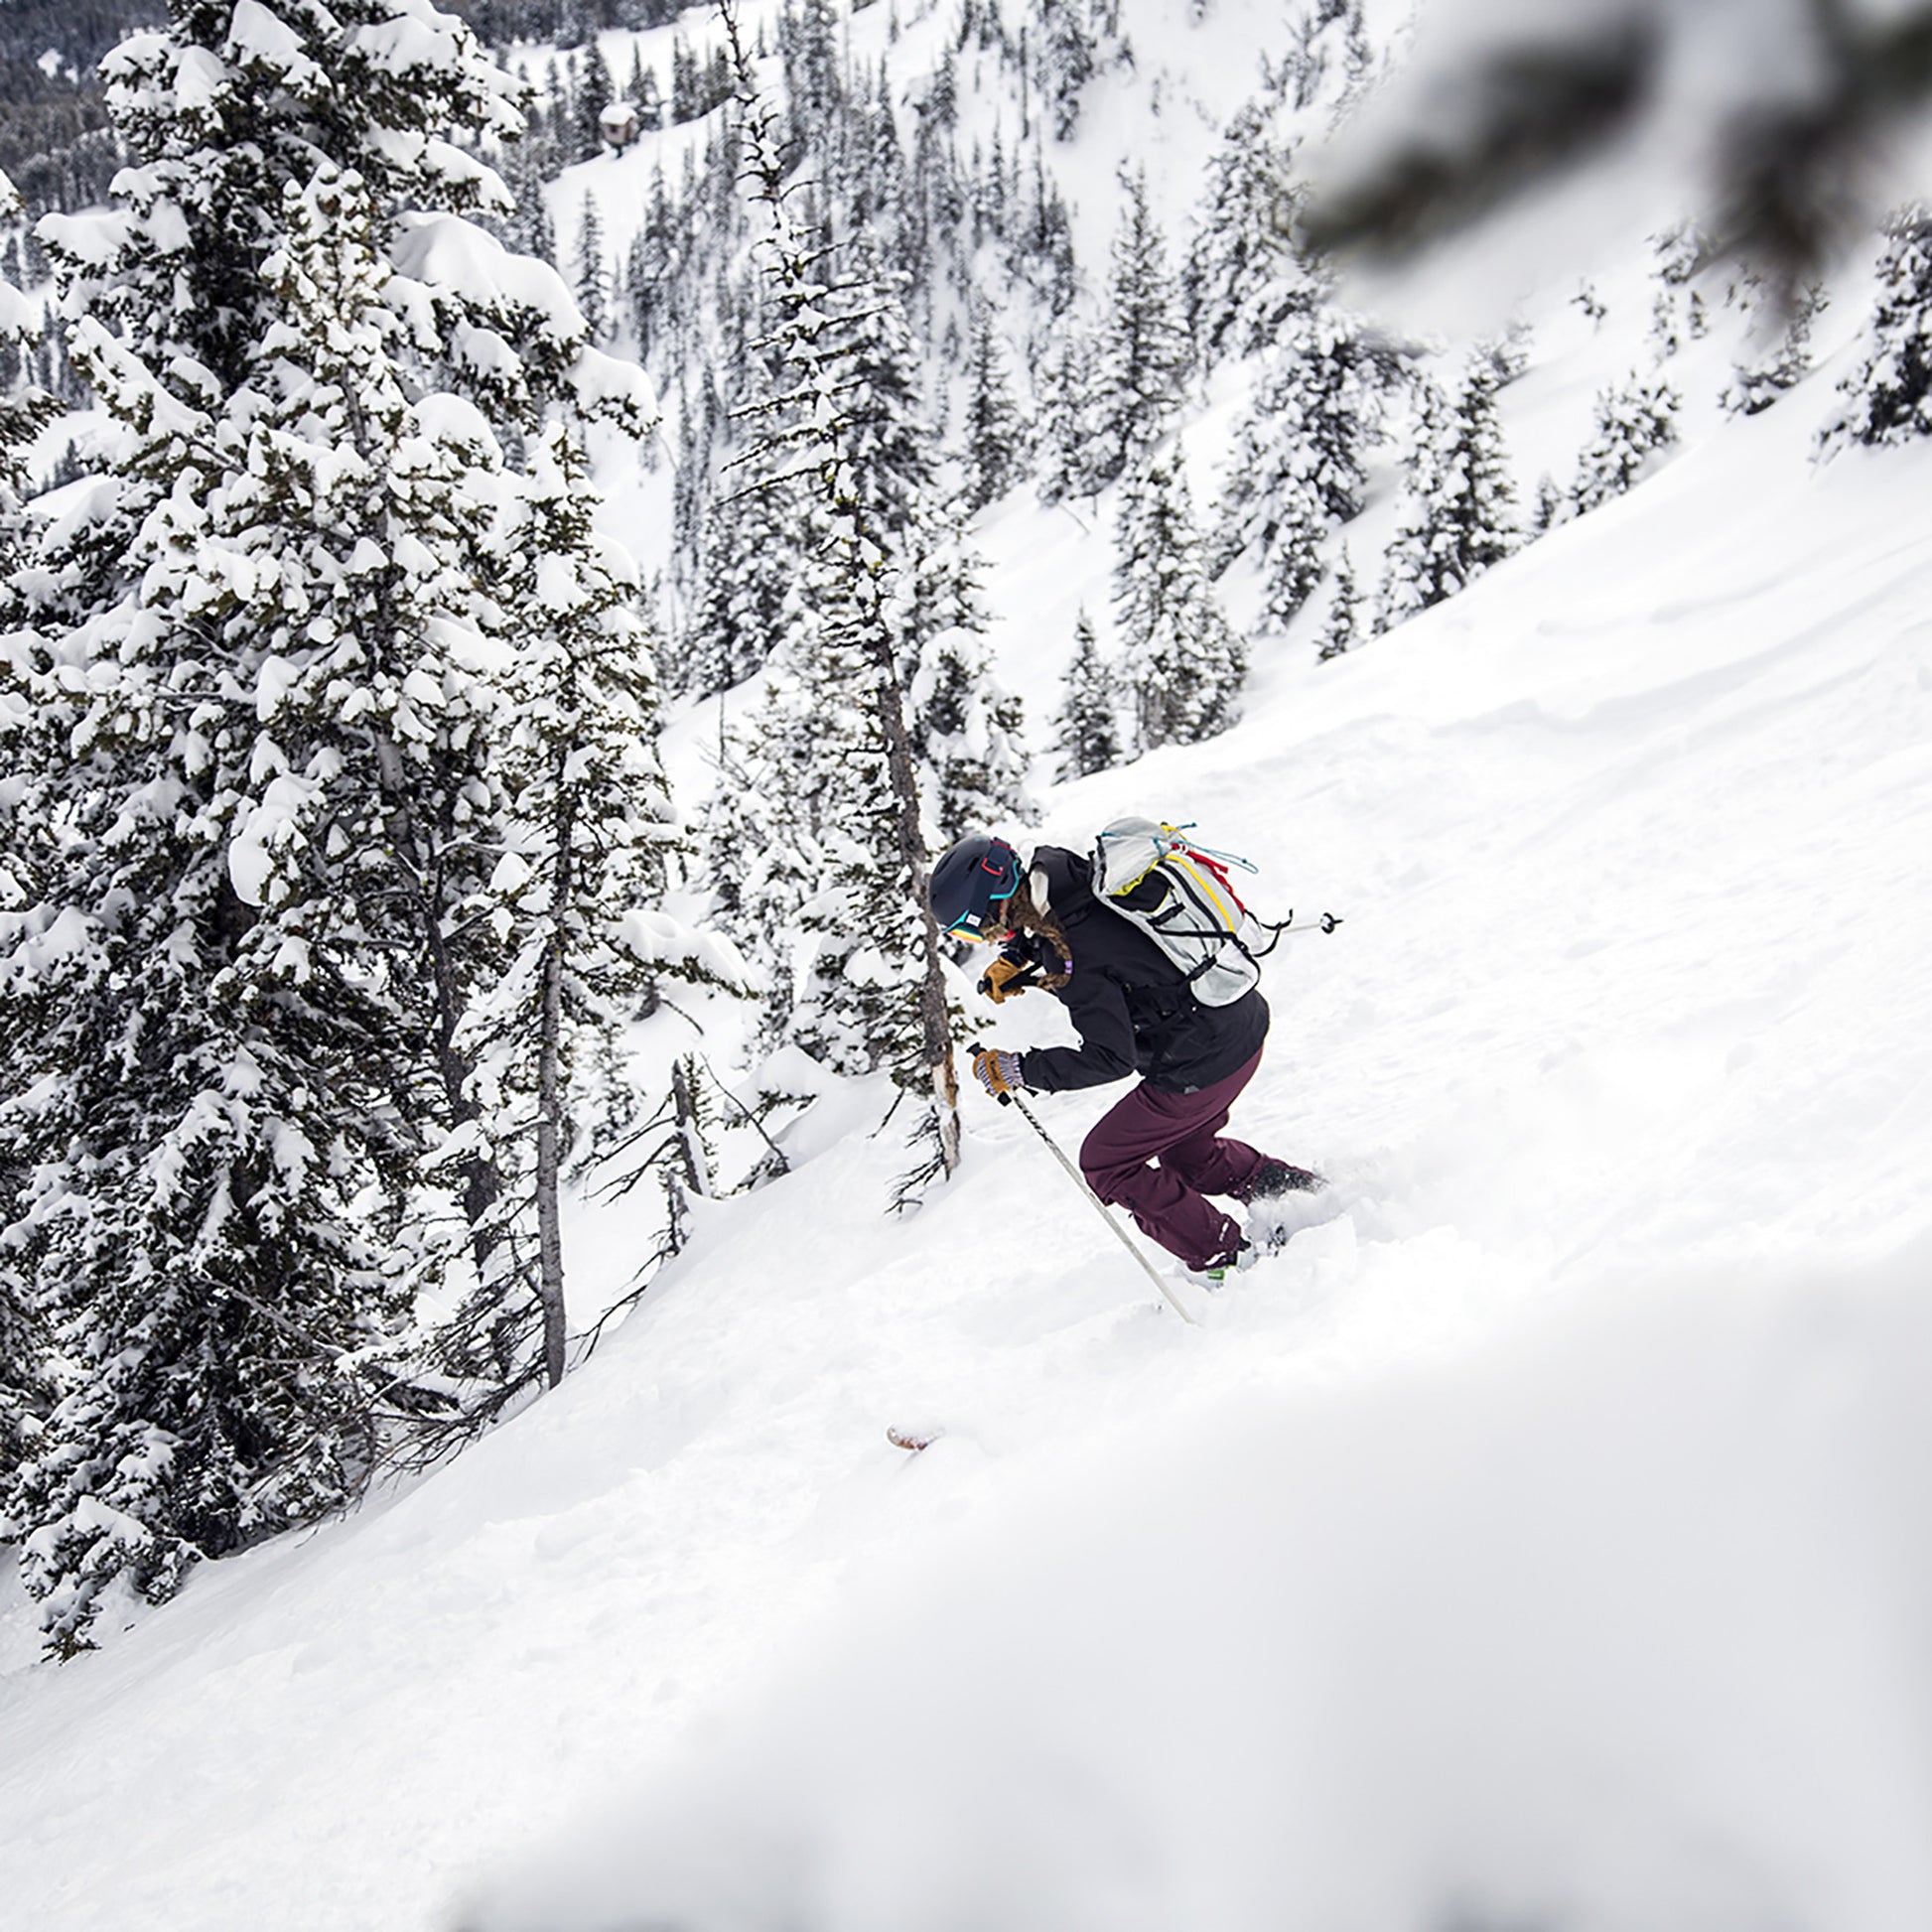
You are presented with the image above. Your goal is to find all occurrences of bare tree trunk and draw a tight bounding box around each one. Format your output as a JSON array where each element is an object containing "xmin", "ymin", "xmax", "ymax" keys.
[
  {"xmin": 669, "ymin": 1055, "xmax": 712, "ymax": 1204},
  {"xmin": 856, "ymin": 580, "xmax": 961, "ymax": 1177}
]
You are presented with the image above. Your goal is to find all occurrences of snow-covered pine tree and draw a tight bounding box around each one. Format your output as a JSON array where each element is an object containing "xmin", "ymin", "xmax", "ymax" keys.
[
  {"xmin": 1181, "ymin": 98, "xmax": 1310, "ymax": 368},
  {"xmin": 782, "ymin": 0, "xmax": 848, "ymax": 132},
  {"xmin": 1085, "ymin": 172, "xmax": 1191, "ymax": 493},
  {"xmin": 1377, "ymin": 352, "xmax": 1519, "ymax": 626},
  {"xmin": 1015, "ymin": 146, "xmax": 1077, "ymax": 315},
  {"xmin": 699, "ymin": 684, "xmax": 817, "ymax": 976},
  {"xmin": 1530, "ymin": 472, "xmax": 1572, "ymax": 535},
  {"xmin": 625, "ymin": 165, "xmax": 680, "ymax": 364},
  {"xmin": 683, "ymin": 468, "xmax": 813, "ymax": 697},
  {"xmin": 575, "ymin": 45, "xmax": 615, "ymax": 164},
  {"xmin": 620, "ymin": 1051, "xmax": 720, "ymax": 1272},
  {"xmin": 914, "ymin": 621, "xmax": 1031, "ymax": 843},
  {"xmin": 0, "ymin": 174, "xmax": 59, "ymax": 1475},
  {"xmin": 1035, "ymin": 324, "xmax": 1096, "ymax": 505},
  {"xmin": 0, "ymin": 171, "xmax": 61, "ymax": 574},
  {"xmin": 0, "ymin": 0, "xmax": 657, "ymax": 1648},
  {"xmin": 1723, "ymin": 282, "xmax": 1824, "ymax": 417},
  {"xmin": 1212, "ymin": 300, "xmax": 1386, "ymax": 628},
  {"xmin": 573, "ymin": 191, "xmax": 609, "ymax": 342},
  {"xmin": 1283, "ymin": 0, "xmax": 1371, "ymax": 112},
  {"xmin": 1573, "ymin": 369, "xmax": 1681, "ymax": 513},
  {"xmin": 1, "ymin": 169, "xmax": 439, "ymax": 1653},
  {"xmin": 1314, "ymin": 545, "xmax": 1360, "ymax": 661},
  {"xmin": 1648, "ymin": 221, "xmax": 1711, "ymax": 359},
  {"xmin": 501, "ymin": 134, "xmax": 560, "ymax": 268},
  {"xmin": 1114, "ymin": 454, "xmax": 1245, "ymax": 751},
  {"xmin": 854, "ymin": 59, "xmax": 912, "ymax": 279},
  {"xmin": 723, "ymin": 1, "xmax": 962, "ymax": 1190},
  {"xmin": 1822, "ymin": 209, "xmax": 1932, "ymax": 450},
  {"xmin": 436, "ymin": 420, "xmax": 731, "ymax": 1416},
  {"xmin": 634, "ymin": 58, "xmax": 664, "ymax": 133},
  {"xmin": 1036, "ymin": 0, "xmax": 1096, "ymax": 141},
  {"xmin": 1055, "ymin": 610, "xmax": 1123, "ymax": 778},
  {"xmin": 959, "ymin": 303, "xmax": 1030, "ymax": 512},
  {"xmin": 670, "ymin": 36, "xmax": 702, "ymax": 123}
]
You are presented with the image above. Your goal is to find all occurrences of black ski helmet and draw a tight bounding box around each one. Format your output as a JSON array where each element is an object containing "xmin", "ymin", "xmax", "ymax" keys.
[{"xmin": 929, "ymin": 835, "xmax": 1023, "ymax": 938}]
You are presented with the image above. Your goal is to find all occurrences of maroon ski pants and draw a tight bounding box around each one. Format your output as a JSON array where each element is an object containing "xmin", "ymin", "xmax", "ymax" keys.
[{"xmin": 1078, "ymin": 1050, "xmax": 1268, "ymax": 1270}]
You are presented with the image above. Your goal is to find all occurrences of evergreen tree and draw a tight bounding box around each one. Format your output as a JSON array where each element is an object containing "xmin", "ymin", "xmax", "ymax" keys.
[
  {"xmin": 1648, "ymin": 221, "xmax": 1711, "ymax": 360},
  {"xmin": 1018, "ymin": 147, "xmax": 1077, "ymax": 315},
  {"xmin": 1530, "ymin": 471, "xmax": 1572, "ymax": 535},
  {"xmin": 636, "ymin": 61, "xmax": 664, "ymax": 131},
  {"xmin": 1283, "ymin": 0, "xmax": 1370, "ymax": 111},
  {"xmin": 437, "ymin": 421, "xmax": 724, "ymax": 1414},
  {"xmin": 574, "ymin": 191, "xmax": 609, "ymax": 340},
  {"xmin": 1181, "ymin": 99, "xmax": 1310, "ymax": 367},
  {"xmin": 782, "ymin": 0, "xmax": 846, "ymax": 128},
  {"xmin": 684, "ymin": 474, "xmax": 811, "ymax": 697},
  {"xmin": 959, "ymin": 303, "xmax": 1030, "ymax": 512},
  {"xmin": 1314, "ymin": 546, "xmax": 1359, "ymax": 661},
  {"xmin": 1035, "ymin": 325, "xmax": 1095, "ymax": 505},
  {"xmin": 1573, "ymin": 370, "xmax": 1681, "ymax": 513},
  {"xmin": 2, "ymin": 168, "xmax": 448, "ymax": 1652},
  {"xmin": 724, "ymin": 4, "xmax": 962, "ymax": 1192},
  {"xmin": 1037, "ymin": 0, "xmax": 1096, "ymax": 141},
  {"xmin": 626, "ymin": 165, "xmax": 680, "ymax": 363},
  {"xmin": 576, "ymin": 46, "xmax": 615, "ymax": 163},
  {"xmin": 501, "ymin": 134, "xmax": 560, "ymax": 266},
  {"xmin": 1086, "ymin": 173, "xmax": 1190, "ymax": 492},
  {"xmin": 1055, "ymin": 611, "xmax": 1123, "ymax": 778},
  {"xmin": 913, "ymin": 618, "xmax": 1030, "ymax": 843},
  {"xmin": 1213, "ymin": 301, "xmax": 1385, "ymax": 627},
  {"xmin": 1377, "ymin": 354, "xmax": 1519, "ymax": 625},
  {"xmin": 0, "ymin": 171, "xmax": 61, "ymax": 572},
  {"xmin": 853, "ymin": 61, "xmax": 910, "ymax": 271},
  {"xmin": 670, "ymin": 36, "xmax": 701, "ymax": 122},
  {"xmin": 1114, "ymin": 455, "xmax": 1244, "ymax": 752},
  {"xmin": 0, "ymin": 0, "xmax": 661, "ymax": 1647},
  {"xmin": 1823, "ymin": 210, "xmax": 1932, "ymax": 450},
  {"xmin": 1723, "ymin": 282, "xmax": 1824, "ymax": 417},
  {"xmin": 697, "ymin": 682, "xmax": 824, "ymax": 1007},
  {"xmin": 0, "ymin": 171, "xmax": 59, "ymax": 1494}
]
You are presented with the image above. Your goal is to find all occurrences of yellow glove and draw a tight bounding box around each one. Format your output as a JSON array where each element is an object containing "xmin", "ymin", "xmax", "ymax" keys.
[
  {"xmin": 972, "ymin": 1048, "xmax": 1025, "ymax": 1098},
  {"xmin": 978, "ymin": 956, "xmax": 1033, "ymax": 1004}
]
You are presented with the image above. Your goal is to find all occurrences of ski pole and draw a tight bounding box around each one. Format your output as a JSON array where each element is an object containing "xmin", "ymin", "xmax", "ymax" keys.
[
  {"xmin": 1248, "ymin": 910, "xmax": 1342, "ymax": 960},
  {"xmin": 969, "ymin": 1043, "xmax": 1198, "ymax": 1326}
]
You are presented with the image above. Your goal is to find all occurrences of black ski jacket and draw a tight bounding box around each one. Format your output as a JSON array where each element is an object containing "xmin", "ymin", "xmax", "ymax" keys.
[{"xmin": 1011, "ymin": 844, "xmax": 1269, "ymax": 1097}]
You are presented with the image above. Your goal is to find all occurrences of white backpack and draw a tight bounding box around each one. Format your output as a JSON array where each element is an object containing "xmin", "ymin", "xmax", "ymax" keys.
[{"xmin": 1089, "ymin": 818, "xmax": 1272, "ymax": 1007}]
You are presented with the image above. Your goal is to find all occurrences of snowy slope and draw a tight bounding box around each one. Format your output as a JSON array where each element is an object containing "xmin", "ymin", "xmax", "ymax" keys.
[
  {"xmin": 5, "ymin": 290, "xmax": 1932, "ymax": 1929},
  {"xmin": 8, "ymin": 0, "xmax": 1932, "ymax": 1925}
]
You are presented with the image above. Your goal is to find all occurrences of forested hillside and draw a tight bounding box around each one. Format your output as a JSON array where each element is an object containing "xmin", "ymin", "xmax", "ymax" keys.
[
  {"xmin": 3, "ymin": 1, "xmax": 1931, "ymax": 1927},
  {"xmin": 0, "ymin": 0, "xmax": 1928, "ymax": 1818}
]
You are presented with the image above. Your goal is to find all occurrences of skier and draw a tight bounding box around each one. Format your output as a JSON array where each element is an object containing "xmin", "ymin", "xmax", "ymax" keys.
[{"xmin": 930, "ymin": 833, "xmax": 1320, "ymax": 1284}]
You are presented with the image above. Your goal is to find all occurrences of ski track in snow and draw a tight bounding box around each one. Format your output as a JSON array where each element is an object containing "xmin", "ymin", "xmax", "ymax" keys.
[{"xmin": 7, "ymin": 1, "xmax": 1932, "ymax": 1925}]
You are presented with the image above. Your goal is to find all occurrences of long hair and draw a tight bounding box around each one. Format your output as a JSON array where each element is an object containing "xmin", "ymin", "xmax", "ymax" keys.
[{"xmin": 1001, "ymin": 876, "xmax": 1073, "ymax": 991}]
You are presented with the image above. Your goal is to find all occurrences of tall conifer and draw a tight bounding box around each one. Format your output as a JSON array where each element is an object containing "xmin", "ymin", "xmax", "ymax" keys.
[
  {"xmin": 1086, "ymin": 174, "xmax": 1190, "ymax": 492},
  {"xmin": 1823, "ymin": 210, "xmax": 1932, "ymax": 450},
  {"xmin": 0, "ymin": 0, "xmax": 662, "ymax": 1646},
  {"xmin": 1114, "ymin": 455, "xmax": 1244, "ymax": 751}
]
